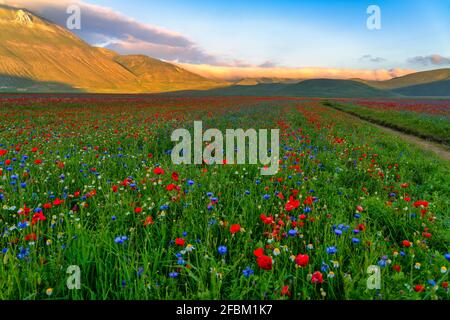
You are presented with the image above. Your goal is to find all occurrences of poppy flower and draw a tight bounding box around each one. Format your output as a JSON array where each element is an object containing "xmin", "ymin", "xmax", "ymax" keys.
[
  {"xmin": 175, "ymin": 238, "xmax": 185, "ymax": 246},
  {"xmin": 402, "ymin": 240, "xmax": 412, "ymax": 247},
  {"xmin": 303, "ymin": 196, "xmax": 314, "ymax": 205},
  {"xmin": 24, "ymin": 233, "xmax": 37, "ymax": 241},
  {"xmin": 143, "ymin": 216, "xmax": 154, "ymax": 226},
  {"xmin": 311, "ymin": 271, "xmax": 323, "ymax": 284},
  {"xmin": 280, "ymin": 285, "xmax": 291, "ymax": 297},
  {"xmin": 257, "ymin": 255, "xmax": 273, "ymax": 270},
  {"xmin": 260, "ymin": 214, "xmax": 274, "ymax": 224},
  {"xmin": 413, "ymin": 200, "xmax": 429, "ymax": 208},
  {"xmin": 392, "ymin": 264, "xmax": 401, "ymax": 272},
  {"xmin": 134, "ymin": 207, "xmax": 142, "ymax": 214},
  {"xmin": 171, "ymin": 172, "xmax": 179, "ymax": 181},
  {"xmin": 166, "ymin": 184, "xmax": 177, "ymax": 191},
  {"xmin": 230, "ymin": 224, "xmax": 241, "ymax": 234},
  {"xmin": 295, "ymin": 254, "xmax": 309, "ymax": 267},
  {"xmin": 414, "ymin": 284, "xmax": 425, "ymax": 292},
  {"xmin": 356, "ymin": 205, "xmax": 364, "ymax": 212},
  {"xmin": 153, "ymin": 167, "xmax": 165, "ymax": 175},
  {"xmin": 0, "ymin": 149, "xmax": 8, "ymax": 156},
  {"xmin": 112, "ymin": 185, "xmax": 118, "ymax": 192},
  {"xmin": 285, "ymin": 196, "xmax": 300, "ymax": 211},
  {"xmin": 253, "ymin": 247, "xmax": 264, "ymax": 257}
]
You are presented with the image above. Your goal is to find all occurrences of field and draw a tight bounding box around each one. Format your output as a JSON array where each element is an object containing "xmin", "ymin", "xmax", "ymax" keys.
[
  {"xmin": 0, "ymin": 95, "xmax": 449, "ymax": 300},
  {"xmin": 326, "ymin": 99, "xmax": 450, "ymax": 145}
]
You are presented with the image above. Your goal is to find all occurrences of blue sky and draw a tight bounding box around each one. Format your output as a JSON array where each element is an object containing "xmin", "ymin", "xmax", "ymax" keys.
[{"xmin": 87, "ymin": 0, "xmax": 450, "ymax": 69}]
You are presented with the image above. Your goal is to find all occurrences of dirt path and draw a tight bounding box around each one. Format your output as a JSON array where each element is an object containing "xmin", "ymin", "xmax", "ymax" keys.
[{"xmin": 331, "ymin": 108, "xmax": 450, "ymax": 162}]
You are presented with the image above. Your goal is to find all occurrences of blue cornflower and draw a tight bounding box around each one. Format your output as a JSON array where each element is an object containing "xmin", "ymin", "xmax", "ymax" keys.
[
  {"xmin": 169, "ymin": 272, "xmax": 179, "ymax": 278},
  {"xmin": 445, "ymin": 253, "xmax": 450, "ymax": 261},
  {"xmin": 321, "ymin": 262, "xmax": 329, "ymax": 272},
  {"xmin": 182, "ymin": 231, "xmax": 188, "ymax": 237},
  {"xmin": 334, "ymin": 229, "xmax": 342, "ymax": 236},
  {"xmin": 428, "ymin": 279, "xmax": 436, "ymax": 286},
  {"xmin": 263, "ymin": 194, "xmax": 270, "ymax": 200},
  {"xmin": 326, "ymin": 246, "xmax": 337, "ymax": 255},
  {"xmin": 1, "ymin": 248, "xmax": 8, "ymax": 254},
  {"xmin": 352, "ymin": 238, "xmax": 360, "ymax": 244},
  {"xmin": 303, "ymin": 207, "xmax": 312, "ymax": 213},
  {"xmin": 187, "ymin": 180, "xmax": 195, "ymax": 186},
  {"xmin": 354, "ymin": 213, "xmax": 361, "ymax": 219},
  {"xmin": 245, "ymin": 190, "xmax": 250, "ymax": 195},
  {"xmin": 378, "ymin": 259, "xmax": 386, "ymax": 267},
  {"xmin": 111, "ymin": 216, "xmax": 117, "ymax": 221},
  {"xmin": 218, "ymin": 246, "xmax": 227, "ymax": 255},
  {"xmin": 206, "ymin": 192, "xmax": 213, "ymax": 197},
  {"xmin": 114, "ymin": 236, "xmax": 128, "ymax": 244},
  {"xmin": 242, "ymin": 267, "xmax": 254, "ymax": 278},
  {"xmin": 288, "ymin": 229, "xmax": 297, "ymax": 237}
]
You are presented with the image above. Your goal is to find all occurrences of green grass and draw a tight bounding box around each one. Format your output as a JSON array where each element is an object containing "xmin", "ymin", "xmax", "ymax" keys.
[{"xmin": 325, "ymin": 101, "xmax": 450, "ymax": 146}]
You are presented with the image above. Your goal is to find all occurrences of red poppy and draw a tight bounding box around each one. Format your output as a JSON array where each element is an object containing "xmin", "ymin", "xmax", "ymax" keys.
[
  {"xmin": 285, "ymin": 196, "xmax": 300, "ymax": 211},
  {"xmin": 175, "ymin": 238, "xmax": 185, "ymax": 246},
  {"xmin": 171, "ymin": 172, "xmax": 179, "ymax": 181},
  {"xmin": 303, "ymin": 196, "xmax": 314, "ymax": 205},
  {"xmin": 53, "ymin": 198, "xmax": 64, "ymax": 206},
  {"xmin": 356, "ymin": 205, "xmax": 364, "ymax": 212},
  {"xmin": 32, "ymin": 212, "xmax": 46, "ymax": 225},
  {"xmin": 295, "ymin": 254, "xmax": 309, "ymax": 267},
  {"xmin": 153, "ymin": 167, "xmax": 165, "ymax": 175},
  {"xmin": 24, "ymin": 233, "xmax": 37, "ymax": 241},
  {"xmin": 253, "ymin": 247, "xmax": 264, "ymax": 257},
  {"xmin": 402, "ymin": 240, "xmax": 412, "ymax": 247},
  {"xmin": 143, "ymin": 216, "xmax": 154, "ymax": 226},
  {"xmin": 112, "ymin": 185, "xmax": 118, "ymax": 192},
  {"xmin": 230, "ymin": 224, "xmax": 241, "ymax": 234},
  {"xmin": 392, "ymin": 264, "xmax": 401, "ymax": 272},
  {"xmin": 134, "ymin": 207, "xmax": 142, "ymax": 214},
  {"xmin": 414, "ymin": 284, "xmax": 425, "ymax": 292},
  {"xmin": 43, "ymin": 203, "xmax": 52, "ymax": 209},
  {"xmin": 0, "ymin": 149, "xmax": 8, "ymax": 156},
  {"xmin": 166, "ymin": 184, "xmax": 178, "ymax": 191},
  {"xmin": 311, "ymin": 271, "xmax": 323, "ymax": 284},
  {"xmin": 413, "ymin": 200, "xmax": 429, "ymax": 208},
  {"xmin": 34, "ymin": 159, "xmax": 42, "ymax": 165},
  {"xmin": 257, "ymin": 255, "xmax": 273, "ymax": 270},
  {"xmin": 260, "ymin": 214, "xmax": 274, "ymax": 224},
  {"xmin": 280, "ymin": 285, "xmax": 291, "ymax": 296}
]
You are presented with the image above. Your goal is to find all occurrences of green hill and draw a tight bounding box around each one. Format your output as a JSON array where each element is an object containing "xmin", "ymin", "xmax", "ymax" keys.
[
  {"xmin": 172, "ymin": 79, "xmax": 399, "ymax": 98},
  {"xmin": 362, "ymin": 69, "xmax": 450, "ymax": 90},
  {"xmin": 393, "ymin": 79, "xmax": 450, "ymax": 97}
]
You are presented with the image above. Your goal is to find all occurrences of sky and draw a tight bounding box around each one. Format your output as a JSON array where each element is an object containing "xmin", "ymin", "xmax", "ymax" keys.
[{"xmin": 2, "ymin": 0, "xmax": 450, "ymax": 80}]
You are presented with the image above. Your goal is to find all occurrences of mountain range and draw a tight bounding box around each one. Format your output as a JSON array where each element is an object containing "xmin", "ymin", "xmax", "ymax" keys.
[{"xmin": 0, "ymin": 5, "xmax": 449, "ymax": 97}]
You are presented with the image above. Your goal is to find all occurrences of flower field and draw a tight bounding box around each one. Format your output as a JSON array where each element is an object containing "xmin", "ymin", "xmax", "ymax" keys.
[
  {"xmin": 0, "ymin": 96, "xmax": 449, "ymax": 300},
  {"xmin": 327, "ymin": 99, "xmax": 450, "ymax": 145}
]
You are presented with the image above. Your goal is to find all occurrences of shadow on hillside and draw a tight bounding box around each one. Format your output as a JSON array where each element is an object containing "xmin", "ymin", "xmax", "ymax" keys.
[{"xmin": 0, "ymin": 74, "xmax": 84, "ymax": 93}]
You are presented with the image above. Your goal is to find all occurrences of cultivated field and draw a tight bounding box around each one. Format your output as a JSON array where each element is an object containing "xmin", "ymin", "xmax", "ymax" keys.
[{"xmin": 0, "ymin": 96, "xmax": 449, "ymax": 300}]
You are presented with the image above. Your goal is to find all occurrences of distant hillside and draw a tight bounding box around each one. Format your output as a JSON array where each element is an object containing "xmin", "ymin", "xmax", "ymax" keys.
[
  {"xmin": 0, "ymin": 5, "xmax": 224, "ymax": 93},
  {"xmin": 172, "ymin": 79, "xmax": 399, "ymax": 98},
  {"xmin": 114, "ymin": 55, "xmax": 223, "ymax": 92},
  {"xmin": 393, "ymin": 80, "xmax": 450, "ymax": 97},
  {"xmin": 362, "ymin": 69, "xmax": 450, "ymax": 90}
]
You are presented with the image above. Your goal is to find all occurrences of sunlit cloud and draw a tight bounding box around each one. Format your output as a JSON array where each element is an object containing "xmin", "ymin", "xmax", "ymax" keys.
[{"xmin": 176, "ymin": 64, "xmax": 415, "ymax": 81}]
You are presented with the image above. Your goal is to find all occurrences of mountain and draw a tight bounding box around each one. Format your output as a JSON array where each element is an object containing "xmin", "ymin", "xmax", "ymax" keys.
[
  {"xmin": 360, "ymin": 69, "xmax": 450, "ymax": 90},
  {"xmin": 0, "ymin": 6, "xmax": 224, "ymax": 93},
  {"xmin": 113, "ymin": 55, "xmax": 221, "ymax": 92},
  {"xmin": 392, "ymin": 80, "xmax": 450, "ymax": 97},
  {"xmin": 170, "ymin": 79, "xmax": 399, "ymax": 98}
]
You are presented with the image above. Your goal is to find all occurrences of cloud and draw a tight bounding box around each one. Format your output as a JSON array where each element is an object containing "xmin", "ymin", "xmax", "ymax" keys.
[
  {"xmin": 176, "ymin": 64, "xmax": 415, "ymax": 81},
  {"xmin": 359, "ymin": 55, "xmax": 386, "ymax": 63},
  {"xmin": 0, "ymin": 0, "xmax": 219, "ymax": 64},
  {"xmin": 408, "ymin": 54, "xmax": 450, "ymax": 66}
]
